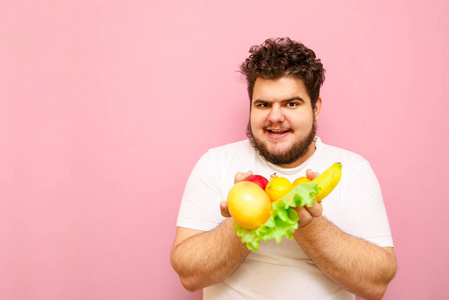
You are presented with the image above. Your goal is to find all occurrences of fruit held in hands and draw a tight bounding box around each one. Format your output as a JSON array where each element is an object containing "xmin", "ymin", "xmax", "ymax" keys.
[
  {"xmin": 244, "ymin": 174, "xmax": 269, "ymax": 190},
  {"xmin": 312, "ymin": 162, "xmax": 342, "ymax": 202},
  {"xmin": 227, "ymin": 181, "xmax": 271, "ymax": 229},
  {"xmin": 265, "ymin": 174, "xmax": 293, "ymax": 202},
  {"xmin": 293, "ymin": 176, "xmax": 311, "ymax": 187}
]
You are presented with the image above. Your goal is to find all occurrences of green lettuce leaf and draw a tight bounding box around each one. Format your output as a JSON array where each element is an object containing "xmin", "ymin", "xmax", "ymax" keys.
[{"xmin": 234, "ymin": 182, "xmax": 320, "ymax": 251}]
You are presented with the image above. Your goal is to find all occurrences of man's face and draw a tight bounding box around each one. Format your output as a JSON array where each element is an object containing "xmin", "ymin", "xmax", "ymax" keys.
[{"xmin": 247, "ymin": 77, "xmax": 321, "ymax": 168}]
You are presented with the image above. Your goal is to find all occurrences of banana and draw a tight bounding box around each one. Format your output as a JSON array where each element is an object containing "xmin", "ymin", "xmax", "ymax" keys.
[{"xmin": 312, "ymin": 162, "xmax": 342, "ymax": 202}]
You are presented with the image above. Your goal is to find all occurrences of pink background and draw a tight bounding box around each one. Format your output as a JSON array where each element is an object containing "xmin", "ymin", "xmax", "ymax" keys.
[{"xmin": 1, "ymin": 0, "xmax": 448, "ymax": 299}]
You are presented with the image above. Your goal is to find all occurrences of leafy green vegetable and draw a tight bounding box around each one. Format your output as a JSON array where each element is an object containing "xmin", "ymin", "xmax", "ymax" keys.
[{"xmin": 233, "ymin": 182, "xmax": 320, "ymax": 251}]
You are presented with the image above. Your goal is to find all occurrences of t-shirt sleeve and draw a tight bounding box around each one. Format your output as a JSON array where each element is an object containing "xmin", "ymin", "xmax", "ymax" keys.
[
  {"xmin": 340, "ymin": 162, "xmax": 394, "ymax": 248},
  {"xmin": 176, "ymin": 150, "xmax": 226, "ymax": 231}
]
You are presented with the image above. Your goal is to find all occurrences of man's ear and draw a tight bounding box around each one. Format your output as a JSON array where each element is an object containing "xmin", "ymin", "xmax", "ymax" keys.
[{"xmin": 314, "ymin": 97, "xmax": 322, "ymax": 121}]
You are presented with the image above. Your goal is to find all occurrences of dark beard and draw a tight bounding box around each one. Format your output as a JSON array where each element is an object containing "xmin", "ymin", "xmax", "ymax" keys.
[{"xmin": 246, "ymin": 121, "xmax": 317, "ymax": 165}]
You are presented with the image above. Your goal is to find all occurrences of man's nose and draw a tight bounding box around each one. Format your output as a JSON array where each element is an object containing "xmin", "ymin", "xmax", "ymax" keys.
[{"xmin": 268, "ymin": 104, "xmax": 285, "ymax": 123}]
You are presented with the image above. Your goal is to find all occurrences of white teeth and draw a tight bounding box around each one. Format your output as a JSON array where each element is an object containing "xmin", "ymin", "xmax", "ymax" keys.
[{"xmin": 269, "ymin": 130, "xmax": 288, "ymax": 135}]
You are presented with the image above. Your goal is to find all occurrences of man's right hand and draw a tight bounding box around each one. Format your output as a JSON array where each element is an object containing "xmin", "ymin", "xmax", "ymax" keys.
[
  {"xmin": 172, "ymin": 170, "xmax": 254, "ymax": 291},
  {"xmin": 220, "ymin": 170, "xmax": 254, "ymax": 218},
  {"xmin": 234, "ymin": 170, "xmax": 253, "ymax": 183}
]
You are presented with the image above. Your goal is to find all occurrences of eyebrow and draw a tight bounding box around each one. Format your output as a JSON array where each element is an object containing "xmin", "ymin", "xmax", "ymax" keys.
[{"xmin": 253, "ymin": 96, "xmax": 306, "ymax": 104}]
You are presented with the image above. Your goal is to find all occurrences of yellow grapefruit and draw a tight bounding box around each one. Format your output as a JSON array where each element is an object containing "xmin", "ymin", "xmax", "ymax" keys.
[{"xmin": 227, "ymin": 181, "xmax": 271, "ymax": 229}]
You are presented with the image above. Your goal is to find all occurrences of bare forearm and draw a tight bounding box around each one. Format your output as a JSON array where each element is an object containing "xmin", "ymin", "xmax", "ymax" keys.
[
  {"xmin": 294, "ymin": 217, "xmax": 397, "ymax": 300},
  {"xmin": 171, "ymin": 218, "xmax": 250, "ymax": 291}
]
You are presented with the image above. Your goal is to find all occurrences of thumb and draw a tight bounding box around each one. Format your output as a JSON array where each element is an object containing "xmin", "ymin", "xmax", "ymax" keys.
[
  {"xmin": 234, "ymin": 170, "xmax": 253, "ymax": 184},
  {"xmin": 220, "ymin": 201, "xmax": 231, "ymax": 218},
  {"xmin": 306, "ymin": 169, "xmax": 320, "ymax": 180}
]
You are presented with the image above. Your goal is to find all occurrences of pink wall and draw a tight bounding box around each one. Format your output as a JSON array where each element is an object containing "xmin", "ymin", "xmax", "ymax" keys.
[{"xmin": 1, "ymin": 0, "xmax": 448, "ymax": 299}]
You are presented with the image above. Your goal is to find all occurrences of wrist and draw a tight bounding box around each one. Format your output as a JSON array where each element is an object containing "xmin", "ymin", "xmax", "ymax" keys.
[
  {"xmin": 223, "ymin": 218, "xmax": 251, "ymax": 253},
  {"xmin": 295, "ymin": 215, "xmax": 324, "ymax": 236}
]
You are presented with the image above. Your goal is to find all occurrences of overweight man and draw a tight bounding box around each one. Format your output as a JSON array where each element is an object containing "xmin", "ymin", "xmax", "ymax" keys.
[{"xmin": 171, "ymin": 37, "xmax": 397, "ymax": 300}]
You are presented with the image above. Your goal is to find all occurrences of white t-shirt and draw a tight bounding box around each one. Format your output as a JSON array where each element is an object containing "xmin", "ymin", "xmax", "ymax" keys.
[{"xmin": 177, "ymin": 137, "xmax": 393, "ymax": 300}]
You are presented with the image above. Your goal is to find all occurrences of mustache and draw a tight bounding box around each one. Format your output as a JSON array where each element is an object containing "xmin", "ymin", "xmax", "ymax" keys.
[{"xmin": 246, "ymin": 121, "xmax": 317, "ymax": 166}]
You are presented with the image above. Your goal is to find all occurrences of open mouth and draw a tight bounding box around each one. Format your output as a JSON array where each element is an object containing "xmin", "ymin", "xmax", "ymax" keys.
[{"xmin": 266, "ymin": 128, "xmax": 291, "ymax": 137}]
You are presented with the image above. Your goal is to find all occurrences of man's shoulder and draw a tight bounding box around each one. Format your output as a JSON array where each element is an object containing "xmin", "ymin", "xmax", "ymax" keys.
[
  {"xmin": 208, "ymin": 139, "xmax": 253, "ymax": 155},
  {"xmin": 318, "ymin": 139, "xmax": 370, "ymax": 166},
  {"xmin": 201, "ymin": 139, "xmax": 258, "ymax": 170}
]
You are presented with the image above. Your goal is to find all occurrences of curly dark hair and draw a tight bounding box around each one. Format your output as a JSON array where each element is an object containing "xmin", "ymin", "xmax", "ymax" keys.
[{"xmin": 240, "ymin": 37, "xmax": 325, "ymax": 108}]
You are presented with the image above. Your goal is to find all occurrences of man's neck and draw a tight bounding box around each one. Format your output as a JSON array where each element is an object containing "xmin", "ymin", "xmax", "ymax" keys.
[{"xmin": 278, "ymin": 140, "xmax": 317, "ymax": 169}]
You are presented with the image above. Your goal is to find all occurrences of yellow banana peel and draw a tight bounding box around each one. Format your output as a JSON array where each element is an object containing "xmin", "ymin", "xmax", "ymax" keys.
[{"xmin": 312, "ymin": 162, "xmax": 342, "ymax": 202}]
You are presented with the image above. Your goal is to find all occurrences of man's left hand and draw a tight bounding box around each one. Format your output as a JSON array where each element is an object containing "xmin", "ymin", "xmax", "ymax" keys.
[{"xmin": 296, "ymin": 169, "xmax": 323, "ymax": 227}]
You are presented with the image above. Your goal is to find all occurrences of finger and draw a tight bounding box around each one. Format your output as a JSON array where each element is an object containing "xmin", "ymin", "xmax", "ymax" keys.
[
  {"xmin": 296, "ymin": 206, "xmax": 313, "ymax": 227},
  {"xmin": 220, "ymin": 201, "xmax": 231, "ymax": 218},
  {"xmin": 234, "ymin": 170, "xmax": 253, "ymax": 184},
  {"xmin": 304, "ymin": 201, "xmax": 323, "ymax": 218},
  {"xmin": 306, "ymin": 169, "xmax": 320, "ymax": 180}
]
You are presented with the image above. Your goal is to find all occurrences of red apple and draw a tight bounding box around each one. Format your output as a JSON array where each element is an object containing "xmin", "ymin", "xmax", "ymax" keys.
[{"xmin": 244, "ymin": 174, "xmax": 269, "ymax": 190}]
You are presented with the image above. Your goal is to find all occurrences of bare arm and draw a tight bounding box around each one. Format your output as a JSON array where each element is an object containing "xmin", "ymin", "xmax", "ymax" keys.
[
  {"xmin": 170, "ymin": 219, "xmax": 250, "ymax": 291},
  {"xmin": 293, "ymin": 216, "xmax": 396, "ymax": 300},
  {"xmin": 171, "ymin": 171, "xmax": 255, "ymax": 291},
  {"xmin": 293, "ymin": 170, "xmax": 397, "ymax": 300}
]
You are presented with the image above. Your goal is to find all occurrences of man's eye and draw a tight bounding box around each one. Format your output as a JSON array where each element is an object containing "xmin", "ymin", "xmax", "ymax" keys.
[
  {"xmin": 256, "ymin": 103, "xmax": 269, "ymax": 108},
  {"xmin": 287, "ymin": 102, "xmax": 298, "ymax": 108}
]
